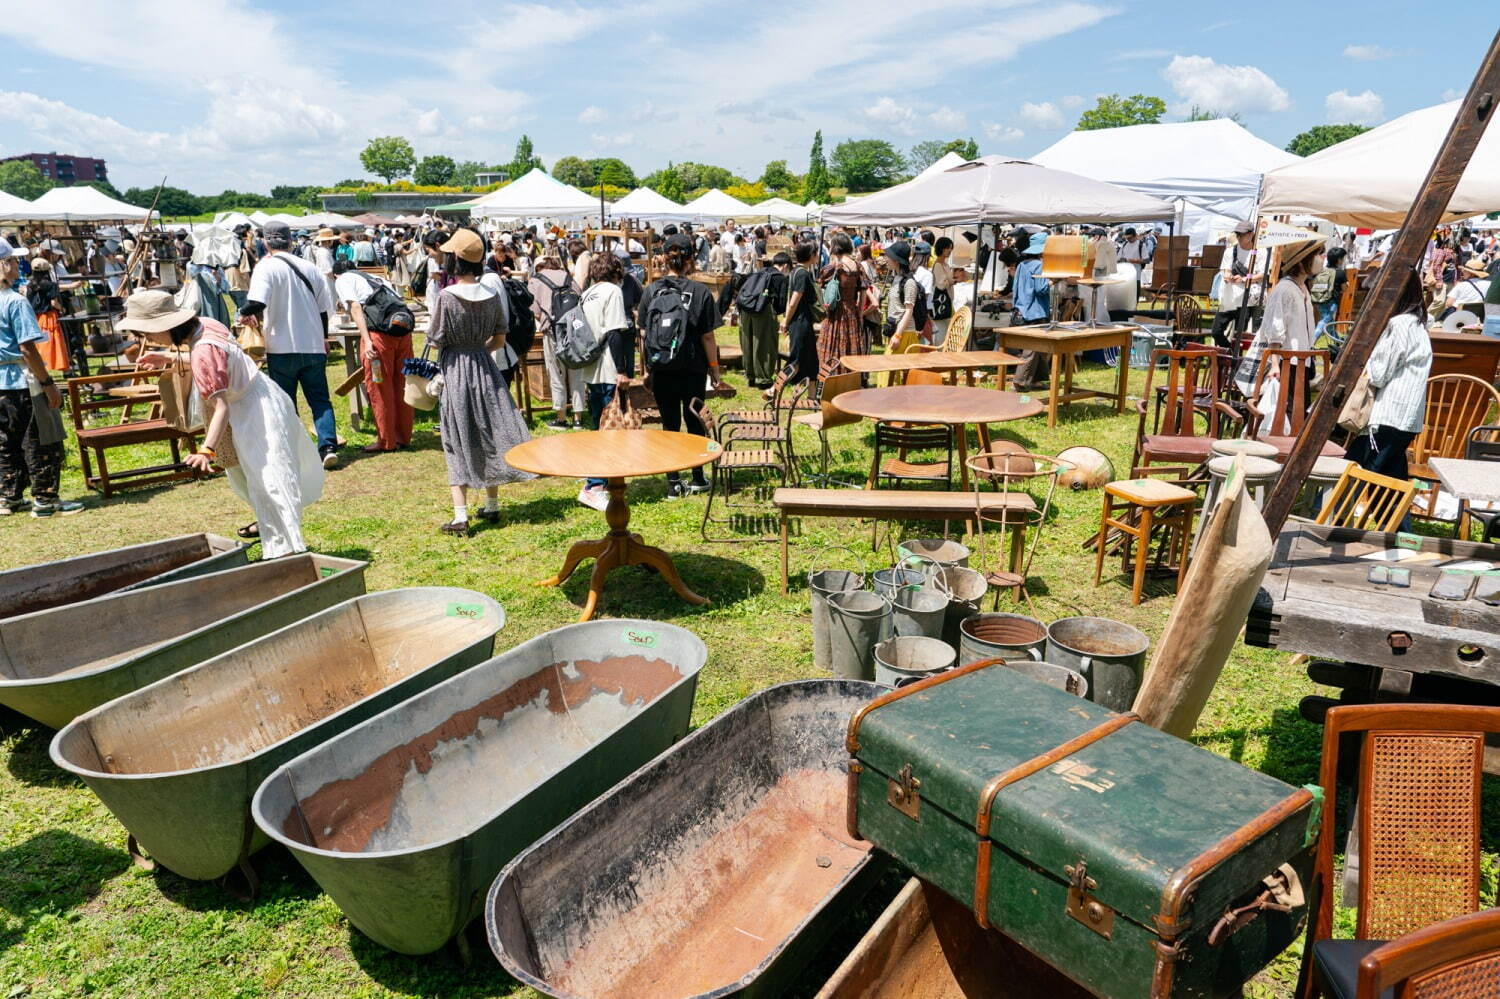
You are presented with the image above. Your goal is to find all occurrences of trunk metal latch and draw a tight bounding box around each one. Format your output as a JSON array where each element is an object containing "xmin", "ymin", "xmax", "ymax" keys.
[
  {"xmin": 887, "ymin": 763, "xmax": 921, "ymax": 821},
  {"xmin": 1064, "ymin": 859, "xmax": 1115, "ymax": 939}
]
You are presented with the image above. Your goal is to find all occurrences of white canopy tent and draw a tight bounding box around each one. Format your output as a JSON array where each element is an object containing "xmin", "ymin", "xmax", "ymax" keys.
[
  {"xmin": 1031, "ymin": 119, "xmax": 1298, "ymax": 248},
  {"xmin": 248, "ymin": 210, "xmax": 272, "ymax": 226},
  {"xmin": 0, "ymin": 190, "xmax": 35, "ymax": 222},
  {"xmin": 821, "ymin": 156, "xmax": 1176, "ymax": 227},
  {"xmin": 918, "ymin": 151, "xmax": 967, "ymax": 178},
  {"xmin": 1260, "ymin": 100, "xmax": 1500, "ymax": 227},
  {"xmin": 466, "ymin": 169, "xmax": 599, "ymax": 220},
  {"xmin": 680, "ymin": 188, "xmax": 753, "ymax": 222},
  {"xmin": 744, "ymin": 196, "xmax": 813, "ymax": 223},
  {"xmin": 18, "ymin": 186, "xmax": 153, "ymax": 222},
  {"xmin": 608, "ymin": 186, "xmax": 694, "ymax": 224},
  {"xmin": 212, "ymin": 210, "xmax": 255, "ymax": 229}
]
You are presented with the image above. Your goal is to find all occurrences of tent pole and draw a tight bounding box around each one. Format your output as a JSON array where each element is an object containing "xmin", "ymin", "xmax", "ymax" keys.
[
  {"xmin": 1260, "ymin": 27, "xmax": 1500, "ymax": 537},
  {"xmin": 1232, "ymin": 176, "xmax": 1268, "ymax": 352},
  {"xmin": 970, "ymin": 220, "xmax": 982, "ymax": 351}
]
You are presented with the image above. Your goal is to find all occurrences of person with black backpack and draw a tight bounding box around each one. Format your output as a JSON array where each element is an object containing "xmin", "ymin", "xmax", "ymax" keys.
[
  {"xmin": 639, "ymin": 232, "xmax": 724, "ymax": 499},
  {"xmin": 734, "ymin": 251, "xmax": 785, "ymax": 388},
  {"xmin": 528, "ymin": 252, "xmax": 584, "ymax": 429},
  {"xmin": 333, "ymin": 260, "xmax": 413, "ymax": 453}
]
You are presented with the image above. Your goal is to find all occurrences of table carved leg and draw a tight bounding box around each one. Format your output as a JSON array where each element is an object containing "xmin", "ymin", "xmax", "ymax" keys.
[{"xmin": 537, "ymin": 476, "xmax": 709, "ymax": 621}]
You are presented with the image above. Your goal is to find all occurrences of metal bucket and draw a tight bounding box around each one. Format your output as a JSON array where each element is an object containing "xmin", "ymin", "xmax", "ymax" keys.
[
  {"xmin": 1046, "ymin": 617, "xmax": 1150, "ymax": 712},
  {"xmin": 0, "ymin": 553, "xmax": 367, "ymax": 729},
  {"xmin": 897, "ymin": 538, "xmax": 971, "ymax": 574},
  {"xmin": 872, "ymin": 567, "xmax": 926, "ymax": 599},
  {"xmin": 929, "ymin": 566, "xmax": 988, "ymax": 647},
  {"xmin": 826, "ymin": 590, "xmax": 892, "ymax": 681},
  {"xmin": 959, "ymin": 613, "xmax": 1047, "ymax": 666},
  {"xmin": 874, "ymin": 636, "xmax": 957, "ymax": 688},
  {"xmin": 51, "ymin": 588, "xmax": 505, "ymax": 883},
  {"xmin": 808, "ymin": 548, "xmax": 865, "ymax": 672},
  {"xmin": 891, "ymin": 587, "xmax": 947, "ymax": 640},
  {"xmin": 1001, "ymin": 659, "xmax": 1088, "ymax": 697},
  {"xmin": 253, "ymin": 619, "xmax": 705, "ymax": 955}
]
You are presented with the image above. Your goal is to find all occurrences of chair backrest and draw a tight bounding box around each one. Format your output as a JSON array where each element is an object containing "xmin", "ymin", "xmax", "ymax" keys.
[
  {"xmin": 691, "ymin": 398, "xmax": 717, "ymax": 438},
  {"xmin": 1251, "ymin": 348, "xmax": 1330, "ymax": 438},
  {"xmin": 944, "ymin": 306, "xmax": 972, "ymax": 351},
  {"xmin": 1141, "ymin": 347, "xmax": 1219, "ymax": 439},
  {"xmin": 1315, "ymin": 464, "xmax": 1418, "ymax": 532},
  {"xmin": 1356, "ymin": 909, "xmax": 1500, "ymax": 999},
  {"xmin": 1465, "ymin": 424, "xmax": 1500, "ymax": 462},
  {"xmin": 874, "ymin": 422, "xmax": 952, "ymax": 451},
  {"xmin": 1313, "ymin": 705, "xmax": 1497, "ymax": 944},
  {"xmin": 1412, "ymin": 375, "xmax": 1500, "ymax": 469},
  {"xmin": 905, "ymin": 369, "xmax": 945, "ymax": 387},
  {"xmin": 818, "ymin": 372, "xmax": 863, "ymax": 431},
  {"xmin": 1173, "ymin": 296, "xmax": 1202, "ymax": 333}
]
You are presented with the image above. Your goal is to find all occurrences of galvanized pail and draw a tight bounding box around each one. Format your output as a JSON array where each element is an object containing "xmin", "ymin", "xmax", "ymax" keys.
[
  {"xmin": 872, "ymin": 567, "xmax": 926, "ymax": 600},
  {"xmin": 826, "ymin": 590, "xmax": 892, "ymax": 681},
  {"xmin": 874, "ymin": 636, "xmax": 957, "ymax": 688},
  {"xmin": 897, "ymin": 538, "xmax": 971, "ymax": 574},
  {"xmin": 929, "ymin": 566, "xmax": 987, "ymax": 647},
  {"xmin": 808, "ymin": 548, "xmax": 865, "ymax": 672},
  {"xmin": 959, "ymin": 613, "xmax": 1047, "ymax": 666},
  {"xmin": 891, "ymin": 586, "xmax": 947, "ymax": 640},
  {"xmin": 1045, "ymin": 617, "xmax": 1150, "ymax": 712}
]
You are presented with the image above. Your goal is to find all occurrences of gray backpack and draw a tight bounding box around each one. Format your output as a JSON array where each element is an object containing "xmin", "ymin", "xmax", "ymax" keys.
[{"xmin": 553, "ymin": 301, "xmax": 606, "ymax": 369}]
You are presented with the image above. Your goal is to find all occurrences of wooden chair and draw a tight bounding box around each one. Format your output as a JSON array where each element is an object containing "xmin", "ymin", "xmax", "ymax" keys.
[
  {"xmin": 1315, "ymin": 464, "xmax": 1418, "ymax": 532},
  {"xmin": 1458, "ymin": 424, "xmax": 1500, "ymax": 542},
  {"xmin": 791, "ymin": 371, "xmax": 862, "ymax": 487},
  {"xmin": 1247, "ymin": 348, "xmax": 1346, "ymax": 460},
  {"xmin": 66, "ymin": 371, "xmax": 202, "ymax": 497},
  {"xmin": 914, "ymin": 305, "xmax": 972, "ymax": 353},
  {"xmin": 1093, "ymin": 477, "xmax": 1196, "ymax": 605},
  {"xmin": 698, "ymin": 391, "xmax": 799, "ymax": 542},
  {"xmin": 1340, "ymin": 909, "xmax": 1500, "ymax": 999},
  {"xmin": 1408, "ymin": 374, "xmax": 1500, "ymax": 523},
  {"xmin": 871, "ymin": 422, "xmax": 953, "ymax": 490},
  {"xmin": 1132, "ymin": 347, "xmax": 1232, "ymax": 473},
  {"xmin": 1298, "ymin": 703, "xmax": 1500, "ymax": 999},
  {"xmin": 716, "ymin": 367, "xmax": 796, "ymax": 437}
]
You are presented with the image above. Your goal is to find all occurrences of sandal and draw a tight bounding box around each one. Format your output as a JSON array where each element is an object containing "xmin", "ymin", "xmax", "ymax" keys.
[{"xmin": 236, "ymin": 522, "xmax": 259, "ymax": 539}]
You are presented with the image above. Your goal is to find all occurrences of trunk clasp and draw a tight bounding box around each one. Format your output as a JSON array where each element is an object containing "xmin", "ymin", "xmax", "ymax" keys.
[
  {"xmin": 887, "ymin": 763, "xmax": 922, "ymax": 821},
  {"xmin": 1064, "ymin": 859, "xmax": 1115, "ymax": 939}
]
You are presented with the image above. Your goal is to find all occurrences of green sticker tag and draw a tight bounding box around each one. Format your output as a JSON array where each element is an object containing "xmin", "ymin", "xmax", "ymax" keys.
[
  {"xmin": 1018, "ymin": 394, "xmax": 1032, "ymax": 403},
  {"xmin": 706, "ymin": 440, "xmax": 721, "ymax": 452},
  {"xmin": 1301, "ymin": 784, "xmax": 1325, "ymax": 848},
  {"xmin": 320, "ymin": 566, "xmax": 337, "ymax": 578},
  {"xmin": 624, "ymin": 628, "xmax": 657, "ymax": 649},
  {"xmin": 1395, "ymin": 532, "xmax": 1423, "ymax": 551},
  {"xmin": 447, "ymin": 603, "xmax": 484, "ymax": 620}
]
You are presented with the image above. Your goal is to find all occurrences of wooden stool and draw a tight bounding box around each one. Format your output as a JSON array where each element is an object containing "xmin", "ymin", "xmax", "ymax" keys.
[
  {"xmin": 1094, "ymin": 478, "xmax": 1197, "ymax": 605},
  {"xmin": 1190, "ymin": 454, "xmax": 1281, "ymax": 556},
  {"xmin": 1211, "ymin": 437, "xmax": 1280, "ymax": 460}
]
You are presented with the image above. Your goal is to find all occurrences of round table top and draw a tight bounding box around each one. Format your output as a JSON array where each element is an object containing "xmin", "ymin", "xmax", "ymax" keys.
[
  {"xmin": 507, "ymin": 429, "xmax": 722, "ymax": 479},
  {"xmin": 106, "ymin": 384, "xmax": 161, "ymax": 399},
  {"xmin": 833, "ymin": 385, "xmax": 1044, "ymax": 425}
]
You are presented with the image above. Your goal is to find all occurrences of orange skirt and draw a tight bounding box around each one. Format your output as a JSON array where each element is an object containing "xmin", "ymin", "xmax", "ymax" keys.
[{"xmin": 35, "ymin": 310, "xmax": 70, "ymax": 373}]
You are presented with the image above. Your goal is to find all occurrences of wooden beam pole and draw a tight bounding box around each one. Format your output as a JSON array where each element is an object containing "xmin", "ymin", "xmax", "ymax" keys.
[{"xmin": 1261, "ymin": 29, "xmax": 1500, "ymax": 535}]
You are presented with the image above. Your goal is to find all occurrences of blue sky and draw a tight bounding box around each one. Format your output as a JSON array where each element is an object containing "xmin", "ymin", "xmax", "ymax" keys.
[{"xmin": 0, "ymin": 0, "xmax": 1490, "ymax": 194}]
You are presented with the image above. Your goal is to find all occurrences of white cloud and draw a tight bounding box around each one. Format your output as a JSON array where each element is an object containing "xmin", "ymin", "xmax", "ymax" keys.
[
  {"xmin": 590, "ymin": 132, "xmax": 635, "ymax": 150},
  {"xmin": 1018, "ymin": 101, "xmax": 1065, "ymax": 129},
  {"xmin": 630, "ymin": 101, "xmax": 678, "ymax": 124},
  {"xmin": 415, "ymin": 108, "xmax": 446, "ymax": 136},
  {"xmin": 1325, "ymin": 89, "xmax": 1385, "ymax": 125},
  {"xmin": 1343, "ymin": 44, "xmax": 1394, "ymax": 61},
  {"xmin": 983, "ymin": 123, "xmax": 1025, "ymax": 143},
  {"xmin": 716, "ymin": 100, "xmax": 802, "ymax": 124},
  {"xmin": 1442, "ymin": 88, "xmax": 1462, "ymax": 102},
  {"xmin": 1060, "ymin": 94, "xmax": 1085, "ymax": 109},
  {"xmin": 577, "ymin": 105, "xmax": 608, "ymax": 125},
  {"xmin": 929, "ymin": 106, "xmax": 967, "ymax": 130},
  {"xmin": 1161, "ymin": 54, "xmax": 1290, "ymax": 114},
  {"xmin": 859, "ymin": 96, "xmax": 920, "ymax": 135}
]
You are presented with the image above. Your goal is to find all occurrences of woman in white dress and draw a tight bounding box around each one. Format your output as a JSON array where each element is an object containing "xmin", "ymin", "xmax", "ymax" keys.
[
  {"xmin": 1234, "ymin": 238, "xmax": 1324, "ymax": 434},
  {"xmin": 117, "ymin": 290, "xmax": 324, "ymax": 557}
]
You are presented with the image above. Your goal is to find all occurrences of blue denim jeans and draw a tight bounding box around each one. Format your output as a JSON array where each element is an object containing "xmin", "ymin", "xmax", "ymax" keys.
[
  {"xmin": 266, "ymin": 352, "xmax": 338, "ymax": 455},
  {"xmin": 585, "ymin": 382, "xmax": 615, "ymax": 489},
  {"xmin": 1484, "ymin": 314, "xmax": 1500, "ymax": 339},
  {"xmin": 1313, "ymin": 300, "xmax": 1337, "ymax": 338}
]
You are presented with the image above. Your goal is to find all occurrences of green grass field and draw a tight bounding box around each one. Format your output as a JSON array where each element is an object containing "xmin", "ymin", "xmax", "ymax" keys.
[{"xmin": 0, "ymin": 334, "xmax": 1487, "ymax": 998}]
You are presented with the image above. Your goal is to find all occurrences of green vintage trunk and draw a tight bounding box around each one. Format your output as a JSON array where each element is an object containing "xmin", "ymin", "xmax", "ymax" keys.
[{"xmin": 849, "ymin": 663, "xmax": 1316, "ymax": 999}]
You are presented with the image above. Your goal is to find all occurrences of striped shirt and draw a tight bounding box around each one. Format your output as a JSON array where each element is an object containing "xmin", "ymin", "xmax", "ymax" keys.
[{"xmin": 1366, "ymin": 313, "xmax": 1431, "ymax": 434}]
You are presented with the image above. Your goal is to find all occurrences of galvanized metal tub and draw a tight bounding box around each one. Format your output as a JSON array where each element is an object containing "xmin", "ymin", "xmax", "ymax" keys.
[
  {"xmin": 252, "ymin": 619, "xmax": 706, "ymax": 955},
  {"xmin": 0, "ymin": 553, "xmax": 367, "ymax": 729},
  {"xmin": 50, "ymin": 587, "xmax": 504, "ymax": 882},
  {"xmin": 0, "ymin": 533, "xmax": 249, "ymax": 621},
  {"xmin": 487, "ymin": 678, "xmax": 886, "ymax": 999}
]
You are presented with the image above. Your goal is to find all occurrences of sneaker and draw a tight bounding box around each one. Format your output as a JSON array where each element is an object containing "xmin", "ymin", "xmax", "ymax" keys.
[
  {"xmin": 439, "ymin": 519, "xmax": 471, "ymax": 537},
  {"xmin": 577, "ymin": 486, "xmax": 609, "ymax": 512},
  {"xmin": 31, "ymin": 500, "xmax": 84, "ymax": 518},
  {"xmin": 546, "ymin": 417, "xmax": 571, "ymax": 430},
  {"xmin": 322, "ymin": 451, "xmax": 341, "ymax": 470},
  {"xmin": 0, "ymin": 500, "xmax": 24, "ymax": 516},
  {"xmin": 685, "ymin": 480, "xmax": 711, "ymax": 495},
  {"xmin": 664, "ymin": 481, "xmax": 687, "ymax": 501}
]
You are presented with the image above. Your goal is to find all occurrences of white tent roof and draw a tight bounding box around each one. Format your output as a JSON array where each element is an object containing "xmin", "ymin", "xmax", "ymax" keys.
[
  {"xmin": 213, "ymin": 211, "xmax": 255, "ymax": 229},
  {"xmin": 918, "ymin": 151, "xmax": 967, "ymax": 178},
  {"xmin": 680, "ymin": 188, "xmax": 753, "ymax": 221},
  {"xmin": 1260, "ymin": 100, "xmax": 1500, "ymax": 227},
  {"xmin": 1031, "ymin": 119, "xmax": 1298, "ymax": 245},
  {"xmin": 467, "ymin": 169, "xmax": 598, "ymax": 219},
  {"xmin": 745, "ymin": 196, "xmax": 811, "ymax": 222},
  {"xmin": 821, "ymin": 156, "xmax": 1175, "ymax": 227},
  {"xmin": 609, "ymin": 186, "xmax": 694, "ymax": 223},
  {"xmin": 0, "ymin": 190, "xmax": 35, "ymax": 222},
  {"xmin": 20, "ymin": 186, "xmax": 152, "ymax": 221},
  {"xmin": 248, "ymin": 210, "xmax": 272, "ymax": 226}
]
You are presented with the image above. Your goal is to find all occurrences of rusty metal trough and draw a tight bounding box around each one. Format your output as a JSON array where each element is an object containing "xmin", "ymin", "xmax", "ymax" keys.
[
  {"xmin": 0, "ymin": 553, "xmax": 366, "ymax": 729},
  {"xmin": 252, "ymin": 619, "xmax": 706, "ymax": 955},
  {"xmin": 486, "ymin": 678, "xmax": 886, "ymax": 999},
  {"xmin": 50, "ymin": 587, "xmax": 503, "ymax": 883}
]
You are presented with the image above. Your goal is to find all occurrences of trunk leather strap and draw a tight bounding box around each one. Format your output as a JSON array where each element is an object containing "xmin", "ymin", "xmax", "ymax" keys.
[{"xmin": 971, "ymin": 712, "xmax": 1139, "ymax": 929}]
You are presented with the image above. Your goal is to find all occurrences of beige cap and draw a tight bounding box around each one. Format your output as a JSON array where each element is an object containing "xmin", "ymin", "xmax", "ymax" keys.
[
  {"xmin": 115, "ymin": 289, "xmax": 198, "ymax": 334},
  {"xmin": 439, "ymin": 228, "xmax": 485, "ymax": 263}
]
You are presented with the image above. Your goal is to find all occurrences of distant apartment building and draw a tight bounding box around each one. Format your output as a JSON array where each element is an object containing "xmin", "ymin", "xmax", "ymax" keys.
[{"xmin": 1, "ymin": 152, "xmax": 108, "ymax": 185}]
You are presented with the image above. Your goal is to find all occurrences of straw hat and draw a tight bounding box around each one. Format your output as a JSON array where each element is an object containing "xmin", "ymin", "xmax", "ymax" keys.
[
  {"xmin": 1279, "ymin": 238, "xmax": 1325, "ymax": 274},
  {"xmin": 1460, "ymin": 256, "xmax": 1489, "ymax": 278},
  {"xmin": 115, "ymin": 289, "xmax": 197, "ymax": 334},
  {"xmin": 314, "ymin": 228, "xmax": 339, "ymax": 243}
]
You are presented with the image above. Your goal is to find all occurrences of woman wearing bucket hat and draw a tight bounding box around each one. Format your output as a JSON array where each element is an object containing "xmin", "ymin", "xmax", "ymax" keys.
[
  {"xmin": 119, "ymin": 289, "xmax": 325, "ymax": 556},
  {"xmin": 1232, "ymin": 237, "xmax": 1324, "ymax": 415},
  {"xmin": 1440, "ymin": 257, "xmax": 1489, "ymax": 321},
  {"xmin": 1010, "ymin": 231, "xmax": 1052, "ymax": 391}
]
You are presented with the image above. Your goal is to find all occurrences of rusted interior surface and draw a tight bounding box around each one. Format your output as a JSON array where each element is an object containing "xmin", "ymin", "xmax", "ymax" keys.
[
  {"xmin": 964, "ymin": 616, "xmax": 1046, "ymax": 645},
  {"xmin": 0, "ymin": 538, "xmax": 214, "ymax": 620},
  {"xmin": 286, "ymin": 656, "xmax": 681, "ymax": 853},
  {"xmin": 77, "ymin": 597, "xmax": 494, "ymax": 775},
  {"xmin": 0, "ymin": 556, "xmax": 321, "ymax": 683},
  {"xmin": 550, "ymin": 768, "xmax": 869, "ymax": 999}
]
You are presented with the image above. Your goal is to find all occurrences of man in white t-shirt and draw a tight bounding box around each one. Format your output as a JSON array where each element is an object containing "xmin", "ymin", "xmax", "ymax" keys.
[
  {"xmin": 1446, "ymin": 258, "xmax": 1490, "ymax": 316},
  {"xmin": 244, "ymin": 220, "xmax": 340, "ymax": 468},
  {"xmin": 1210, "ymin": 221, "xmax": 1265, "ymax": 348}
]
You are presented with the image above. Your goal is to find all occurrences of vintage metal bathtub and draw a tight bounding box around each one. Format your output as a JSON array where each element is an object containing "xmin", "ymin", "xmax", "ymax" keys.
[
  {"xmin": 486, "ymin": 678, "xmax": 886, "ymax": 999},
  {"xmin": 252, "ymin": 619, "xmax": 706, "ymax": 954},
  {"xmin": 0, "ymin": 553, "xmax": 366, "ymax": 728},
  {"xmin": 50, "ymin": 588, "xmax": 504, "ymax": 883}
]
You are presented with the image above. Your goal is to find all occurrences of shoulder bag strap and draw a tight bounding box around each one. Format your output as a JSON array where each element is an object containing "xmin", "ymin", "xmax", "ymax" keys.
[{"xmin": 269, "ymin": 253, "xmax": 320, "ymax": 305}]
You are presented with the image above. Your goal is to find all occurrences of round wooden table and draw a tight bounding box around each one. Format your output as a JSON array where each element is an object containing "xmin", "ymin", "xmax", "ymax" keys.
[
  {"xmin": 833, "ymin": 385, "xmax": 1044, "ymax": 489},
  {"xmin": 506, "ymin": 430, "xmax": 722, "ymax": 621}
]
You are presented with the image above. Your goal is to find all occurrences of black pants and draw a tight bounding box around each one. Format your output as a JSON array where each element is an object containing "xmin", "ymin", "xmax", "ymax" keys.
[
  {"xmin": 717, "ymin": 273, "xmax": 743, "ymax": 316},
  {"xmin": 0, "ymin": 389, "xmax": 63, "ymax": 504},
  {"xmin": 1210, "ymin": 306, "xmax": 1260, "ymax": 350},
  {"xmin": 650, "ymin": 367, "xmax": 709, "ymax": 485},
  {"xmin": 786, "ymin": 315, "xmax": 818, "ymax": 386},
  {"xmin": 1345, "ymin": 425, "xmax": 1416, "ymax": 481}
]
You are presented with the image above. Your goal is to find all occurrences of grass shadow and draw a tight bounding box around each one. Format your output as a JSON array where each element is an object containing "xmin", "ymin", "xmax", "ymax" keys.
[
  {"xmin": 559, "ymin": 553, "xmax": 765, "ymax": 618},
  {"xmin": 0, "ymin": 829, "xmax": 129, "ymax": 952},
  {"xmin": 4, "ymin": 719, "xmax": 75, "ymax": 788},
  {"xmin": 348, "ymin": 918, "xmax": 519, "ymax": 996},
  {"xmin": 149, "ymin": 843, "xmax": 323, "ymax": 914},
  {"xmin": 316, "ymin": 545, "xmax": 375, "ymax": 564}
]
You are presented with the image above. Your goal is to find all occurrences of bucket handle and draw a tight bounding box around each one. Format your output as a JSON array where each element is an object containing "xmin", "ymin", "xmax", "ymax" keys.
[
  {"xmin": 898, "ymin": 549, "xmax": 942, "ymax": 580},
  {"xmin": 812, "ymin": 543, "xmax": 867, "ymax": 577}
]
